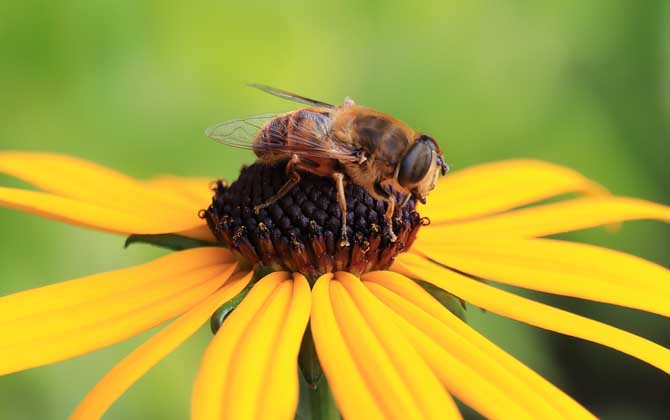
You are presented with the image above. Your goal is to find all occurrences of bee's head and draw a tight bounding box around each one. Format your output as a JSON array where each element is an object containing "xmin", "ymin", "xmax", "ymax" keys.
[{"xmin": 396, "ymin": 134, "xmax": 449, "ymax": 204}]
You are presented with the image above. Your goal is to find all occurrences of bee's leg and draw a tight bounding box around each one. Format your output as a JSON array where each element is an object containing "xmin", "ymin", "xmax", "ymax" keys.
[
  {"xmin": 332, "ymin": 172, "xmax": 350, "ymax": 247},
  {"xmin": 253, "ymin": 173, "xmax": 300, "ymax": 213},
  {"xmin": 384, "ymin": 195, "xmax": 398, "ymax": 242},
  {"xmin": 399, "ymin": 192, "xmax": 413, "ymax": 208},
  {"xmin": 373, "ymin": 182, "xmax": 398, "ymax": 242},
  {"xmin": 254, "ymin": 156, "xmax": 301, "ymax": 213}
]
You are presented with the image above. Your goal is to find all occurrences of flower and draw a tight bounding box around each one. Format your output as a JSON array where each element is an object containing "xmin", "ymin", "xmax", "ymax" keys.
[{"xmin": 1, "ymin": 151, "xmax": 669, "ymax": 419}]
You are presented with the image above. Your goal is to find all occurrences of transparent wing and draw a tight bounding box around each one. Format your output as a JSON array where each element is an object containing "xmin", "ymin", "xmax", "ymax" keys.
[
  {"xmin": 205, "ymin": 113, "xmax": 277, "ymax": 150},
  {"xmin": 248, "ymin": 83, "xmax": 335, "ymax": 109},
  {"xmin": 206, "ymin": 112, "xmax": 359, "ymax": 162}
]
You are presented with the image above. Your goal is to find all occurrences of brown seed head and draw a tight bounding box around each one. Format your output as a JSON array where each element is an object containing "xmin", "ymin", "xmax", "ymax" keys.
[{"xmin": 203, "ymin": 162, "xmax": 423, "ymax": 279}]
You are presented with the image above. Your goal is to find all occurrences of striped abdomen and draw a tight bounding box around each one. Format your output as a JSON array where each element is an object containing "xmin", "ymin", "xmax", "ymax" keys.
[{"xmin": 253, "ymin": 108, "xmax": 332, "ymax": 163}]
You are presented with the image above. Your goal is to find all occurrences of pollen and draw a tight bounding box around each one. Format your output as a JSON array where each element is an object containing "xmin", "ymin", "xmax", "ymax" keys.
[{"xmin": 203, "ymin": 162, "xmax": 425, "ymax": 278}]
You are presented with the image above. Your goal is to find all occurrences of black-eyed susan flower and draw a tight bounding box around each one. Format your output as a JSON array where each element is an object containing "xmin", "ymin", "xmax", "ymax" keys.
[{"xmin": 1, "ymin": 151, "xmax": 669, "ymax": 419}]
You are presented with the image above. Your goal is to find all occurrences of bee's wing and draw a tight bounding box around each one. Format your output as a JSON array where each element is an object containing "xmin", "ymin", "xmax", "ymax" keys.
[
  {"xmin": 249, "ymin": 84, "xmax": 335, "ymax": 109},
  {"xmin": 206, "ymin": 113, "xmax": 278, "ymax": 149},
  {"xmin": 206, "ymin": 113, "xmax": 359, "ymax": 162}
]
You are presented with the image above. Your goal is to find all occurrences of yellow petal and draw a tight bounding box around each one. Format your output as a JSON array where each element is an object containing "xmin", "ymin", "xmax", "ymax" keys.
[
  {"xmin": 191, "ymin": 272, "xmax": 288, "ymax": 420},
  {"xmin": 144, "ymin": 176, "xmax": 215, "ymax": 207},
  {"xmin": 310, "ymin": 274, "xmax": 386, "ymax": 420},
  {"xmin": 142, "ymin": 177, "xmax": 219, "ymax": 240},
  {"xmin": 70, "ymin": 270, "xmax": 252, "ymax": 420},
  {"xmin": 337, "ymin": 272, "xmax": 460, "ymax": 420},
  {"xmin": 0, "ymin": 265, "xmax": 225, "ymax": 343},
  {"xmin": 0, "ymin": 247, "xmax": 231, "ymax": 321},
  {"xmin": 0, "ymin": 268, "xmax": 229, "ymax": 374},
  {"xmin": 365, "ymin": 282, "xmax": 535, "ymax": 420},
  {"xmin": 394, "ymin": 253, "xmax": 670, "ymax": 372},
  {"xmin": 0, "ymin": 152, "xmax": 213, "ymax": 240},
  {"xmin": 329, "ymin": 275, "xmax": 459, "ymax": 420},
  {"xmin": 419, "ymin": 197, "xmax": 670, "ymax": 238},
  {"xmin": 257, "ymin": 273, "xmax": 312, "ymax": 419},
  {"xmin": 223, "ymin": 281, "xmax": 293, "ymax": 419},
  {"xmin": 0, "ymin": 186, "xmax": 206, "ymax": 236},
  {"xmin": 1, "ymin": 272, "xmax": 227, "ymax": 375},
  {"xmin": 364, "ymin": 274, "xmax": 594, "ymax": 420},
  {"xmin": 0, "ymin": 151, "xmax": 194, "ymax": 212},
  {"xmin": 423, "ymin": 159, "xmax": 608, "ymax": 223},
  {"xmin": 0, "ymin": 248, "xmax": 234, "ymax": 374},
  {"xmin": 414, "ymin": 238, "xmax": 670, "ymax": 315}
]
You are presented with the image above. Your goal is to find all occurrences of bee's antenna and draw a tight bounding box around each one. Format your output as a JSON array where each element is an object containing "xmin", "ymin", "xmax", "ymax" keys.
[
  {"xmin": 443, "ymin": 162, "xmax": 451, "ymax": 175},
  {"xmin": 437, "ymin": 157, "xmax": 450, "ymax": 175}
]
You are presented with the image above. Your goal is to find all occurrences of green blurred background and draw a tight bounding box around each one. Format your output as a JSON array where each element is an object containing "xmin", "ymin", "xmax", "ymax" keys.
[{"xmin": 1, "ymin": 1, "xmax": 668, "ymax": 418}]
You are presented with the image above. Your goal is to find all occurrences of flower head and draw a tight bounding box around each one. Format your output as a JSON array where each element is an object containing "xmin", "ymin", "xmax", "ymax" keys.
[
  {"xmin": 203, "ymin": 162, "xmax": 423, "ymax": 277},
  {"xmin": 0, "ymin": 151, "xmax": 669, "ymax": 419}
]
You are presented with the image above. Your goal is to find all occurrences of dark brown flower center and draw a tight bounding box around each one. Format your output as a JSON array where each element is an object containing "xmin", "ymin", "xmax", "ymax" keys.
[{"xmin": 203, "ymin": 162, "xmax": 426, "ymax": 278}]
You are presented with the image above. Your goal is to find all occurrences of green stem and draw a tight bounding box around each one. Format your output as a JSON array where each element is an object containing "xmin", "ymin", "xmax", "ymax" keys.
[
  {"xmin": 296, "ymin": 323, "xmax": 339, "ymax": 419},
  {"xmin": 297, "ymin": 369, "xmax": 339, "ymax": 420}
]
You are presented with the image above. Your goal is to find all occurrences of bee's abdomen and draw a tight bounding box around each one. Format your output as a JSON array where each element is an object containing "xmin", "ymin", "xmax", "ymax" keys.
[
  {"xmin": 255, "ymin": 115, "xmax": 290, "ymax": 159},
  {"xmin": 255, "ymin": 110, "xmax": 331, "ymax": 161}
]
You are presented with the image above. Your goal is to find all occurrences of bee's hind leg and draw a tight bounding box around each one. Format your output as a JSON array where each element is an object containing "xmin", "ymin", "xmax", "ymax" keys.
[
  {"xmin": 254, "ymin": 156, "xmax": 302, "ymax": 214},
  {"xmin": 253, "ymin": 173, "xmax": 300, "ymax": 214},
  {"xmin": 333, "ymin": 172, "xmax": 350, "ymax": 247}
]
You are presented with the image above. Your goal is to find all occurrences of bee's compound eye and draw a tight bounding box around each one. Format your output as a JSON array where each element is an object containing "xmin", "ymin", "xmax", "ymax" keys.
[{"xmin": 398, "ymin": 139, "xmax": 433, "ymax": 187}]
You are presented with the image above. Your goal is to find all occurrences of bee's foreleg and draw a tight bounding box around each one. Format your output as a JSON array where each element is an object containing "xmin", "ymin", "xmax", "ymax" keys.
[
  {"xmin": 373, "ymin": 182, "xmax": 398, "ymax": 242},
  {"xmin": 384, "ymin": 195, "xmax": 398, "ymax": 242},
  {"xmin": 399, "ymin": 192, "xmax": 412, "ymax": 208},
  {"xmin": 333, "ymin": 172, "xmax": 350, "ymax": 247},
  {"xmin": 254, "ymin": 157, "xmax": 302, "ymax": 214}
]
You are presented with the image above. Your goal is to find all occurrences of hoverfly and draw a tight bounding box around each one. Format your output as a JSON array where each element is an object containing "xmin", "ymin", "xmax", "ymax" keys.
[{"xmin": 206, "ymin": 84, "xmax": 449, "ymax": 246}]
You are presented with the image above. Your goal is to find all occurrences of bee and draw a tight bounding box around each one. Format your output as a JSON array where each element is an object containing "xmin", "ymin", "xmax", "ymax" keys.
[{"xmin": 206, "ymin": 84, "xmax": 449, "ymax": 246}]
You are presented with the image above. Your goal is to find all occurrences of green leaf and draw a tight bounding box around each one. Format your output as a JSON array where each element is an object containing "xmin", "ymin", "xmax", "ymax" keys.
[{"xmin": 124, "ymin": 233, "xmax": 220, "ymax": 251}]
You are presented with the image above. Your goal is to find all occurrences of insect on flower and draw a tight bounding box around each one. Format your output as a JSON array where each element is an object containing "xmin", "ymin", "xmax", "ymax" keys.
[
  {"xmin": 206, "ymin": 84, "xmax": 450, "ymax": 246},
  {"xmin": 1, "ymin": 150, "xmax": 670, "ymax": 419}
]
